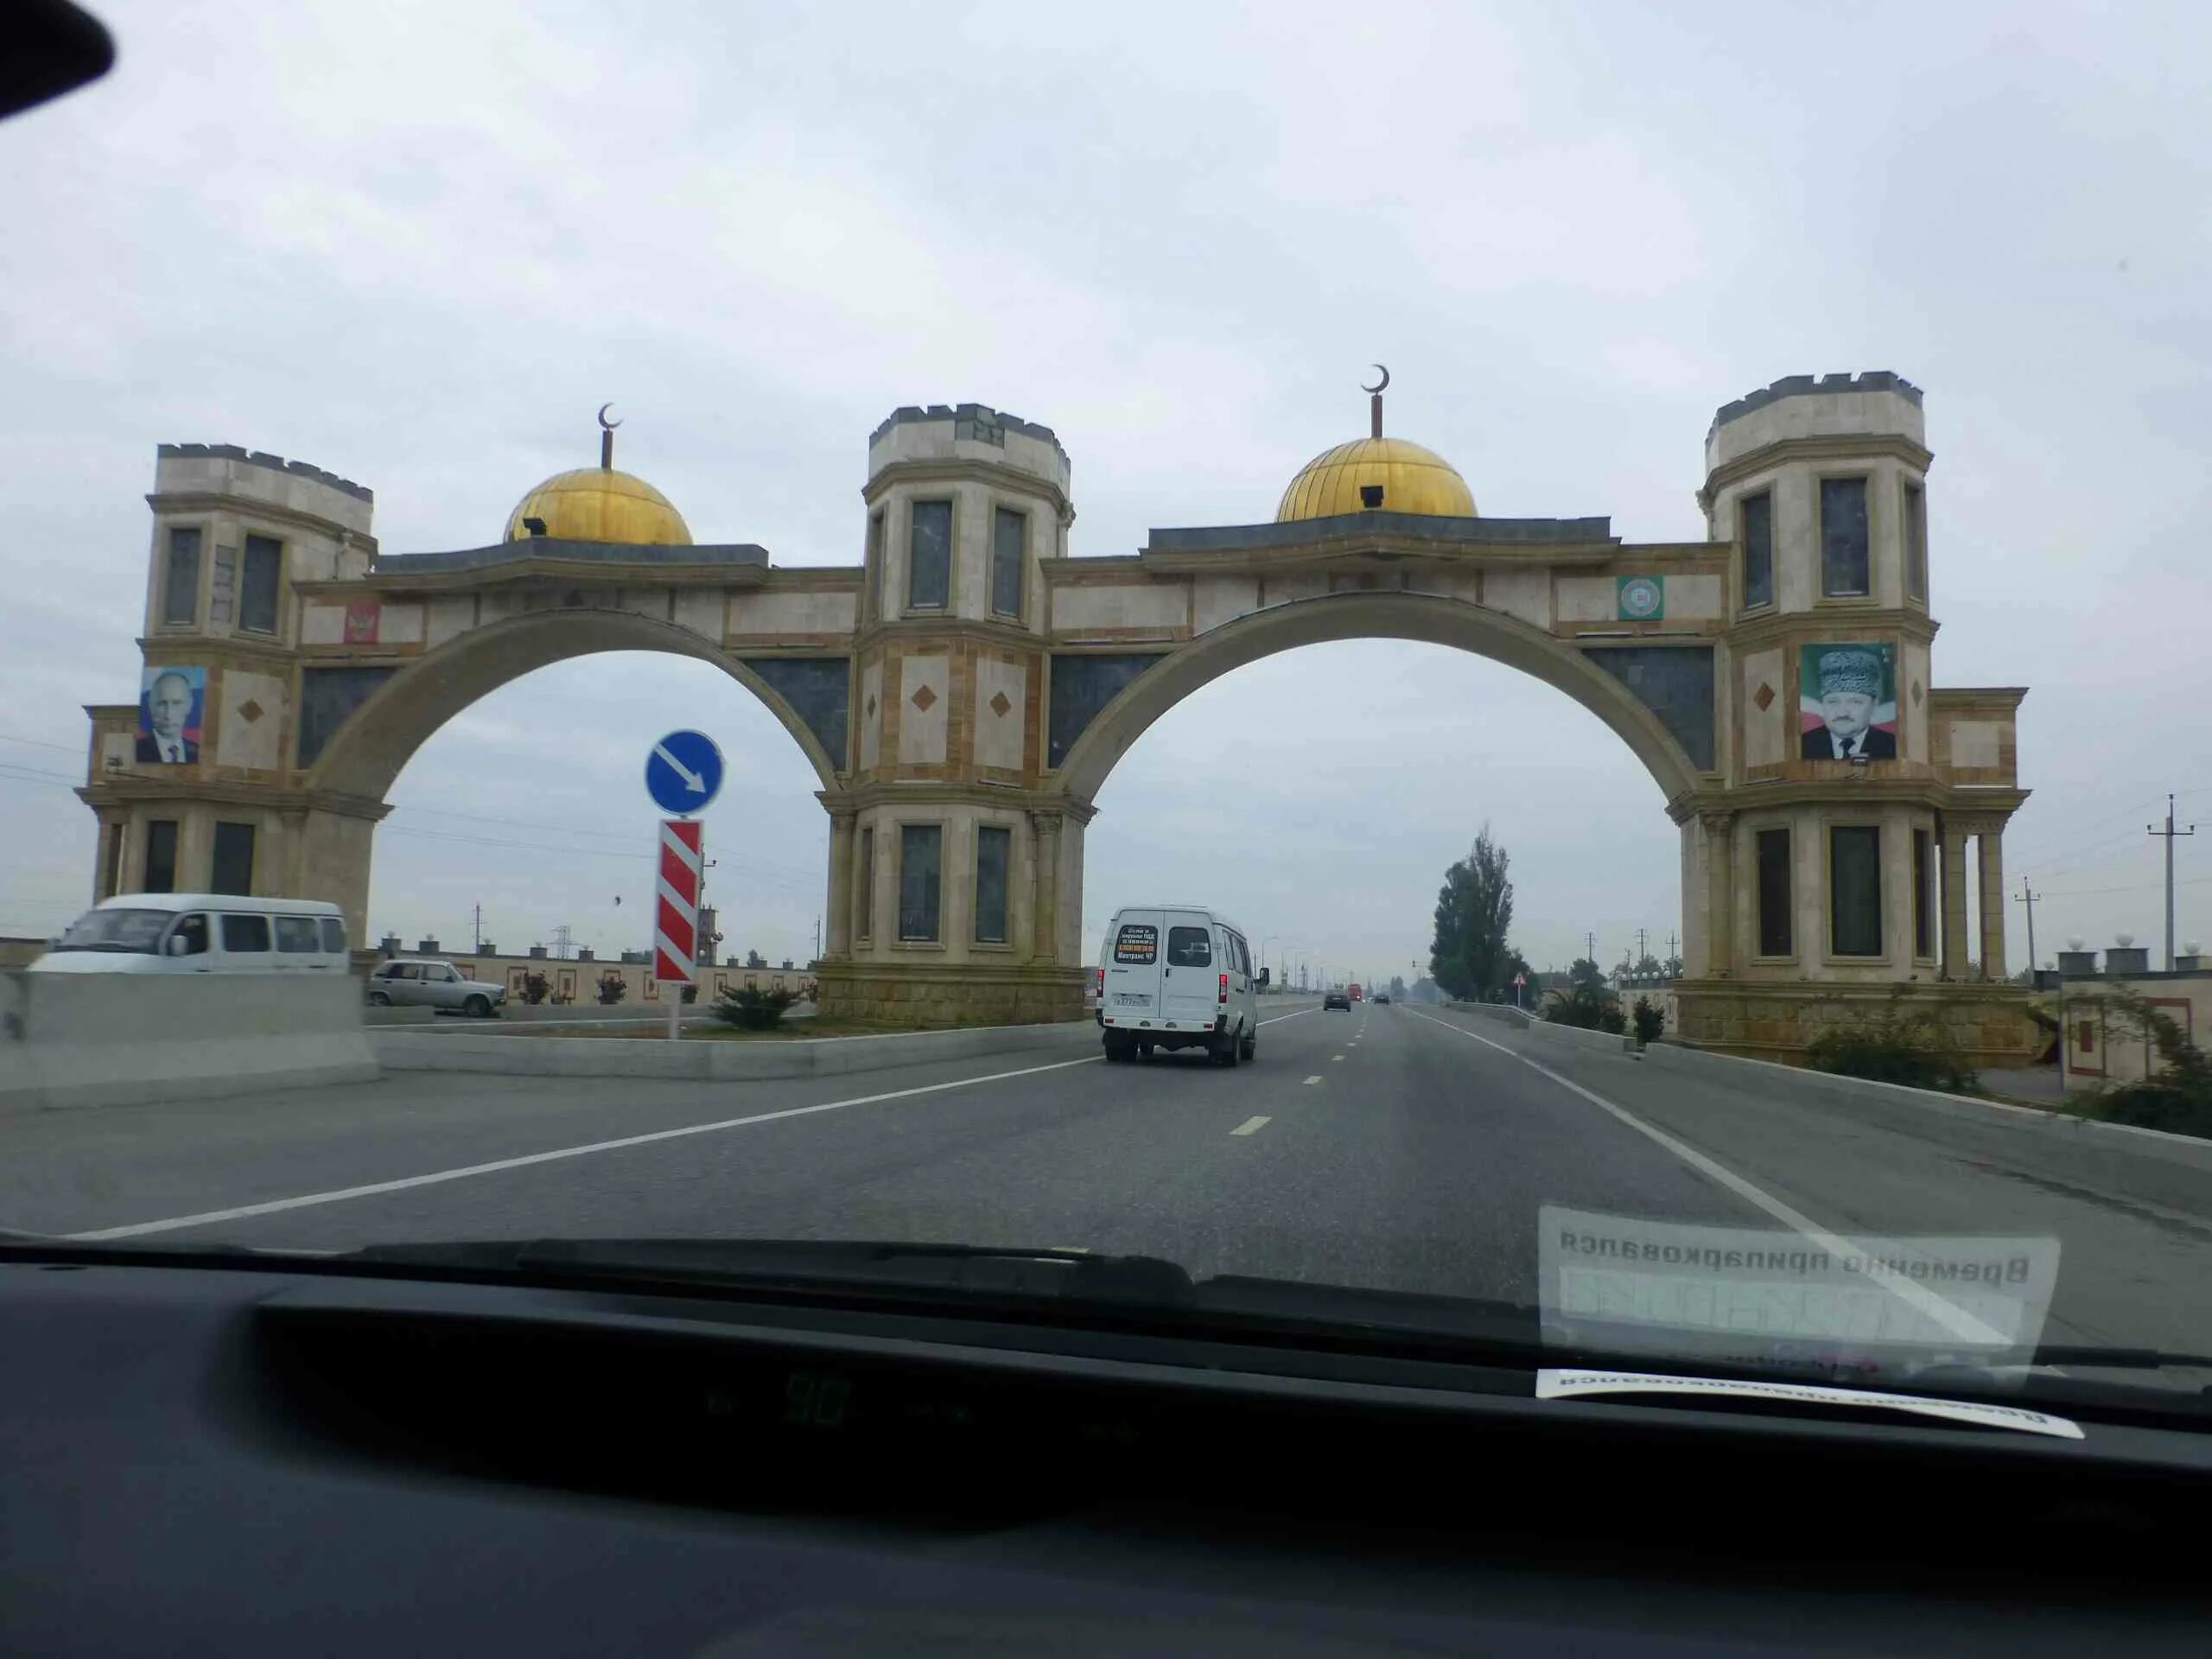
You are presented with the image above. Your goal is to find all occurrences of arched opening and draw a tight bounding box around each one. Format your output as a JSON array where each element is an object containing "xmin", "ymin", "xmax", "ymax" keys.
[
  {"xmin": 296, "ymin": 609, "xmax": 838, "ymax": 976},
  {"xmin": 365, "ymin": 646, "xmax": 832, "ymax": 973},
  {"xmin": 1054, "ymin": 592, "xmax": 1703, "ymax": 809},
  {"xmin": 308, "ymin": 608, "xmax": 841, "ymax": 803},
  {"xmin": 1076, "ymin": 636, "xmax": 1681, "ymax": 995}
]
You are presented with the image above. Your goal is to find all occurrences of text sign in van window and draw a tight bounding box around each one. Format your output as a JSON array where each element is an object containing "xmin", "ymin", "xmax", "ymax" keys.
[{"xmin": 1113, "ymin": 925, "xmax": 1158, "ymax": 964}]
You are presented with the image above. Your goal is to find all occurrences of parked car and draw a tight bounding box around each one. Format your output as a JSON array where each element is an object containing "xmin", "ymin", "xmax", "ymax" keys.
[
  {"xmin": 30, "ymin": 893, "xmax": 349, "ymax": 976},
  {"xmin": 1096, "ymin": 905, "xmax": 1258, "ymax": 1065},
  {"xmin": 1324, "ymin": 990, "xmax": 1351, "ymax": 1011},
  {"xmin": 365, "ymin": 957, "xmax": 506, "ymax": 1016}
]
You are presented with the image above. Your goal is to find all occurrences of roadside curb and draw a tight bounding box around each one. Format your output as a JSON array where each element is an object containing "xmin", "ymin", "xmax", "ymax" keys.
[
  {"xmin": 1641, "ymin": 1040, "xmax": 2212, "ymax": 1171},
  {"xmin": 372, "ymin": 1017, "xmax": 1103, "ymax": 1083}
]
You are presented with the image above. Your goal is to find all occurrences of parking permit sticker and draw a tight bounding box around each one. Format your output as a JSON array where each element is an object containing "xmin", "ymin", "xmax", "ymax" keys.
[{"xmin": 1535, "ymin": 1369, "xmax": 2084, "ymax": 1440}]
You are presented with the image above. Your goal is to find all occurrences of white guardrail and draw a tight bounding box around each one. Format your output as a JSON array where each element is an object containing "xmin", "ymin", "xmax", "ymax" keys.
[{"xmin": 1, "ymin": 970, "xmax": 379, "ymax": 1112}]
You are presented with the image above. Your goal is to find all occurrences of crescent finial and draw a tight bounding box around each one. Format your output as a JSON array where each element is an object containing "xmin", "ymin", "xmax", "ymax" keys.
[{"xmin": 1361, "ymin": 364, "xmax": 1390, "ymax": 395}]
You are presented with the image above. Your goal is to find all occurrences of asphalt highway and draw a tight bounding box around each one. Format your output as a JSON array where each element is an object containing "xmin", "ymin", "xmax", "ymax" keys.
[{"xmin": 4, "ymin": 1000, "xmax": 2209, "ymax": 1375}]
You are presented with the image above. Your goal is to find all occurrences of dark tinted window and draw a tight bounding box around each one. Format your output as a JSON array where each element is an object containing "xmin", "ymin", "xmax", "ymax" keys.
[
  {"xmin": 1829, "ymin": 826, "xmax": 1883, "ymax": 957},
  {"xmin": 1756, "ymin": 828, "xmax": 1792, "ymax": 957},
  {"xmin": 991, "ymin": 507, "xmax": 1025, "ymax": 618},
  {"xmin": 1739, "ymin": 492, "xmax": 1772, "ymax": 609},
  {"xmin": 1820, "ymin": 477, "xmax": 1869, "ymax": 597},
  {"xmin": 319, "ymin": 917, "xmax": 347, "ymax": 953},
  {"xmin": 275, "ymin": 915, "xmax": 320, "ymax": 953},
  {"xmin": 1904, "ymin": 483, "xmax": 1927, "ymax": 601},
  {"xmin": 899, "ymin": 824, "xmax": 942, "ymax": 941},
  {"xmin": 1113, "ymin": 924, "xmax": 1158, "ymax": 964},
  {"xmin": 143, "ymin": 820, "xmax": 178, "ymax": 893},
  {"xmin": 973, "ymin": 824, "xmax": 1009, "ymax": 944},
  {"xmin": 163, "ymin": 526, "xmax": 201, "ymax": 626},
  {"xmin": 211, "ymin": 821, "xmax": 255, "ymax": 894},
  {"xmin": 240, "ymin": 533, "xmax": 282, "ymax": 632},
  {"xmin": 855, "ymin": 826, "xmax": 874, "ymax": 941},
  {"xmin": 1166, "ymin": 925, "xmax": 1211, "ymax": 967},
  {"xmin": 220, "ymin": 913, "xmax": 271, "ymax": 953},
  {"xmin": 906, "ymin": 501, "xmax": 950, "ymax": 609},
  {"xmin": 1913, "ymin": 829, "xmax": 1934, "ymax": 957}
]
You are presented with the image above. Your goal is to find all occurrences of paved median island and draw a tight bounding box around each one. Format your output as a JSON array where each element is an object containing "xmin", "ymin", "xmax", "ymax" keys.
[
  {"xmin": 1, "ymin": 971, "xmax": 379, "ymax": 1112},
  {"xmin": 372, "ymin": 1017, "xmax": 1103, "ymax": 1084}
]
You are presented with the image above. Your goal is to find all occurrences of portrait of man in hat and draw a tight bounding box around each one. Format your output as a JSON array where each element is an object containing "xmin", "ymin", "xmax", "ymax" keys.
[{"xmin": 1799, "ymin": 644, "xmax": 1897, "ymax": 760}]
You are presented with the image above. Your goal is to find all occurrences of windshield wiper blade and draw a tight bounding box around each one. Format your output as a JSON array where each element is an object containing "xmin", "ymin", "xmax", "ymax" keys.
[
  {"xmin": 350, "ymin": 1237, "xmax": 1199, "ymax": 1306},
  {"xmin": 2028, "ymin": 1344, "xmax": 2212, "ymax": 1372}
]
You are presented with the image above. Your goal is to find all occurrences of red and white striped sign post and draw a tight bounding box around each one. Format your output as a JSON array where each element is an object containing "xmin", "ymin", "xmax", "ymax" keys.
[{"xmin": 656, "ymin": 818, "xmax": 702, "ymax": 1040}]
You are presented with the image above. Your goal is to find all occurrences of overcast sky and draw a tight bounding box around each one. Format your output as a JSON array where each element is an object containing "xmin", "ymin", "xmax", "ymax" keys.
[{"xmin": 3, "ymin": 1, "xmax": 2209, "ymax": 979}]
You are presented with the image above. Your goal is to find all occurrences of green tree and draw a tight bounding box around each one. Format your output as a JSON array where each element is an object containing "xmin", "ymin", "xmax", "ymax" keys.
[
  {"xmin": 1567, "ymin": 957, "xmax": 1606, "ymax": 991},
  {"xmin": 1429, "ymin": 826, "xmax": 1517, "ymax": 1001}
]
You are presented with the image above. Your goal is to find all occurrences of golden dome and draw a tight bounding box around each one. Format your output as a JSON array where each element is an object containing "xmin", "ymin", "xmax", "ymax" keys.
[
  {"xmin": 1276, "ymin": 435, "xmax": 1476, "ymax": 521},
  {"xmin": 503, "ymin": 467, "xmax": 692, "ymax": 545}
]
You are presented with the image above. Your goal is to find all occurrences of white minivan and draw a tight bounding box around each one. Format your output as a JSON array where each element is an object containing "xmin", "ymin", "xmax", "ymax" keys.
[
  {"xmin": 1095, "ymin": 905, "xmax": 1260, "ymax": 1066},
  {"xmin": 29, "ymin": 893, "xmax": 351, "ymax": 975}
]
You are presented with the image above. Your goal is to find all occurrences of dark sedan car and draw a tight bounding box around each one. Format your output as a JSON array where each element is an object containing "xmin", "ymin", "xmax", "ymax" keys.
[
  {"xmin": 1373, "ymin": 992, "xmax": 1390, "ymax": 1004},
  {"xmin": 1324, "ymin": 990, "xmax": 1351, "ymax": 1011}
]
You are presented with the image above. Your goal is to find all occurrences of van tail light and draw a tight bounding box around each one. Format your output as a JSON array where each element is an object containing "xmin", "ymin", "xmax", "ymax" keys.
[
  {"xmin": 1095, "ymin": 968, "xmax": 1104, "ymax": 998},
  {"xmin": 1218, "ymin": 973, "xmax": 1229, "ymax": 1004}
]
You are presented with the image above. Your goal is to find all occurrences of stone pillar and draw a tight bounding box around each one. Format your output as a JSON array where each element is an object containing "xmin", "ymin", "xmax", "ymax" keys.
[
  {"xmin": 823, "ymin": 810, "xmax": 856, "ymax": 959},
  {"xmin": 1940, "ymin": 828, "xmax": 1970, "ymax": 980},
  {"xmin": 1701, "ymin": 812, "xmax": 1735, "ymax": 976},
  {"xmin": 1029, "ymin": 810, "xmax": 1063, "ymax": 963},
  {"xmin": 1976, "ymin": 824, "xmax": 2005, "ymax": 981}
]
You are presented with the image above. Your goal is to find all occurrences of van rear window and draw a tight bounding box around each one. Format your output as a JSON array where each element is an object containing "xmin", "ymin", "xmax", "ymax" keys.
[
  {"xmin": 1166, "ymin": 926, "xmax": 1211, "ymax": 967},
  {"xmin": 1113, "ymin": 924, "xmax": 1158, "ymax": 964}
]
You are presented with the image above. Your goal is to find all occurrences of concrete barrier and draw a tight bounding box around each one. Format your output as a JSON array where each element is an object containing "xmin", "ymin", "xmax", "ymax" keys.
[
  {"xmin": 373, "ymin": 1016, "xmax": 1104, "ymax": 1084},
  {"xmin": 1, "ymin": 970, "xmax": 379, "ymax": 1112},
  {"xmin": 1449, "ymin": 1001, "xmax": 1533, "ymax": 1030},
  {"xmin": 1522, "ymin": 1018, "xmax": 1633, "ymax": 1055},
  {"xmin": 1642, "ymin": 1039, "xmax": 2212, "ymax": 1199}
]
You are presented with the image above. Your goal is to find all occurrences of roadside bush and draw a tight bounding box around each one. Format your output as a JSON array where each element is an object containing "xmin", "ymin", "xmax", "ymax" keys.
[
  {"xmin": 714, "ymin": 985, "xmax": 799, "ymax": 1031},
  {"xmin": 594, "ymin": 973, "xmax": 628, "ymax": 1006},
  {"xmin": 521, "ymin": 972, "xmax": 550, "ymax": 1006},
  {"xmin": 1802, "ymin": 995, "xmax": 1974, "ymax": 1093},
  {"xmin": 2080, "ymin": 991, "xmax": 2212, "ymax": 1139},
  {"xmin": 1631, "ymin": 995, "xmax": 1665, "ymax": 1047},
  {"xmin": 1545, "ymin": 982, "xmax": 1622, "ymax": 1032}
]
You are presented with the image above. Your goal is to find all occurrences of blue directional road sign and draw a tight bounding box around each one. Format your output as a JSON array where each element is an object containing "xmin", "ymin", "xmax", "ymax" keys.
[{"xmin": 645, "ymin": 729, "xmax": 725, "ymax": 816}]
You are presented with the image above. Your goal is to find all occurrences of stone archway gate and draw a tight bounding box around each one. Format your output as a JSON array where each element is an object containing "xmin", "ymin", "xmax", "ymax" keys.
[{"xmin": 81, "ymin": 377, "xmax": 2035, "ymax": 1059}]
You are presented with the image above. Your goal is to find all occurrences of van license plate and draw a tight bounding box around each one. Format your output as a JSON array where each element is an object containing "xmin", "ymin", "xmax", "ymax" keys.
[{"xmin": 1113, "ymin": 993, "xmax": 1150, "ymax": 1007}]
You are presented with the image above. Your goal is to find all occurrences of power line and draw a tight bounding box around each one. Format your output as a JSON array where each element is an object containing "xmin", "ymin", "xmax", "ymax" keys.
[{"xmin": 0, "ymin": 731, "xmax": 83, "ymax": 754}]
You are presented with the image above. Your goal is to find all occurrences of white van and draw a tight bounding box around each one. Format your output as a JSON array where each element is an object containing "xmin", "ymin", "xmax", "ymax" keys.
[
  {"xmin": 1095, "ymin": 905, "xmax": 1260, "ymax": 1066},
  {"xmin": 29, "ymin": 893, "xmax": 351, "ymax": 976}
]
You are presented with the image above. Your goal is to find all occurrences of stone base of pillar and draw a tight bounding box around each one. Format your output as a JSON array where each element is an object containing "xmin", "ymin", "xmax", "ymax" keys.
[
  {"xmin": 1668, "ymin": 979, "xmax": 2040, "ymax": 1067},
  {"xmin": 813, "ymin": 960, "xmax": 1089, "ymax": 1029}
]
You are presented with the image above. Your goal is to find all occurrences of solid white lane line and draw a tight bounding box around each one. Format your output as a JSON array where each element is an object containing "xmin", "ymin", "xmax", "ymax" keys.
[
  {"xmin": 66, "ymin": 1052, "xmax": 1108, "ymax": 1243},
  {"xmin": 1303, "ymin": 1075, "xmax": 1322, "ymax": 1085},
  {"xmin": 1230, "ymin": 1116, "xmax": 1271, "ymax": 1136},
  {"xmin": 1400, "ymin": 1007, "xmax": 2006, "ymax": 1346},
  {"xmin": 1259, "ymin": 1007, "xmax": 1320, "ymax": 1027}
]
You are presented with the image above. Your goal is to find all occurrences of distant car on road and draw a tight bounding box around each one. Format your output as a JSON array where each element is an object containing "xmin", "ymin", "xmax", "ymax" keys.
[
  {"xmin": 365, "ymin": 958, "xmax": 506, "ymax": 1017},
  {"xmin": 1373, "ymin": 992, "xmax": 1390, "ymax": 1004},
  {"xmin": 1324, "ymin": 990, "xmax": 1351, "ymax": 1011}
]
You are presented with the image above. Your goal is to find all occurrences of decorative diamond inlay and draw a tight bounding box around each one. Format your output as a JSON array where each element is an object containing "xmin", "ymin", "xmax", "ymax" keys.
[
  {"xmin": 988, "ymin": 690, "xmax": 1013, "ymax": 719},
  {"xmin": 237, "ymin": 699, "xmax": 265, "ymax": 724},
  {"xmin": 911, "ymin": 683, "xmax": 938, "ymax": 712},
  {"xmin": 1911, "ymin": 680, "xmax": 1925, "ymax": 707},
  {"xmin": 1751, "ymin": 682, "xmax": 1775, "ymax": 713},
  {"xmin": 865, "ymin": 694, "xmax": 877, "ymax": 720}
]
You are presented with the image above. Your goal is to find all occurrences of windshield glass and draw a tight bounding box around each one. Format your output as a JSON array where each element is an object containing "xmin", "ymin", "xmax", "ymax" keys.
[
  {"xmin": 50, "ymin": 909, "xmax": 170, "ymax": 954},
  {"xmin": 3, "ymin": 3, "xmax": 2210, "ymax": 1425}
]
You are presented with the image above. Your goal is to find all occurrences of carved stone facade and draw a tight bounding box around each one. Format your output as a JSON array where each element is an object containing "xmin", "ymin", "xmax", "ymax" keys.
[{"xmin": 79, "ymin": 377, "xmax": 2036, "ymax": 1050}]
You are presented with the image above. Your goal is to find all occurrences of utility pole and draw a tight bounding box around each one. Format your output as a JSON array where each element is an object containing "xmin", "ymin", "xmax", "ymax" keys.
[
  {"xmin": 2014, "ymin": 880, "xmax": 2041, "ymax": 976},
  {"xmin": 815, "ymin": 915, "xmax": 823, "ymax": 961},
  {"xmin": 2149, "ymin": 796, "xmax": 2196, "ymax": 970},
  {"xmin": 1586, "ymin": 931, "xmax": 1595, "ymax": 969}
]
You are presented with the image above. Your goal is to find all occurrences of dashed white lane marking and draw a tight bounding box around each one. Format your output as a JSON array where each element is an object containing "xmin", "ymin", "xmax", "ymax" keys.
[
  {"xmin": 1302, "ymin": 1075, "xmax": 1322, "ymax": 1085},
  {"xmin": 64, "ymin": 1052, "xmax": 1109, "ymax": 1243},
  {"xmin": 1332, "ymin": 1054, "xmax": 1344, "ymax": 1063},
  {"xmin": 1399, "ymin": 1007, "xmax": 2006, "ymax": 1345},
  {"xmin": 1230, "ymin": 1116, "xmax": 1271, "ymax": 1136}
]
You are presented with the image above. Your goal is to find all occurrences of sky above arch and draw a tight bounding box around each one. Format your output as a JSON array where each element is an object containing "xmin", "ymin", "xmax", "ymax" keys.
[{"xmin": 2, "ymin": 0, "xmax": 2209, "ymax": 973}]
